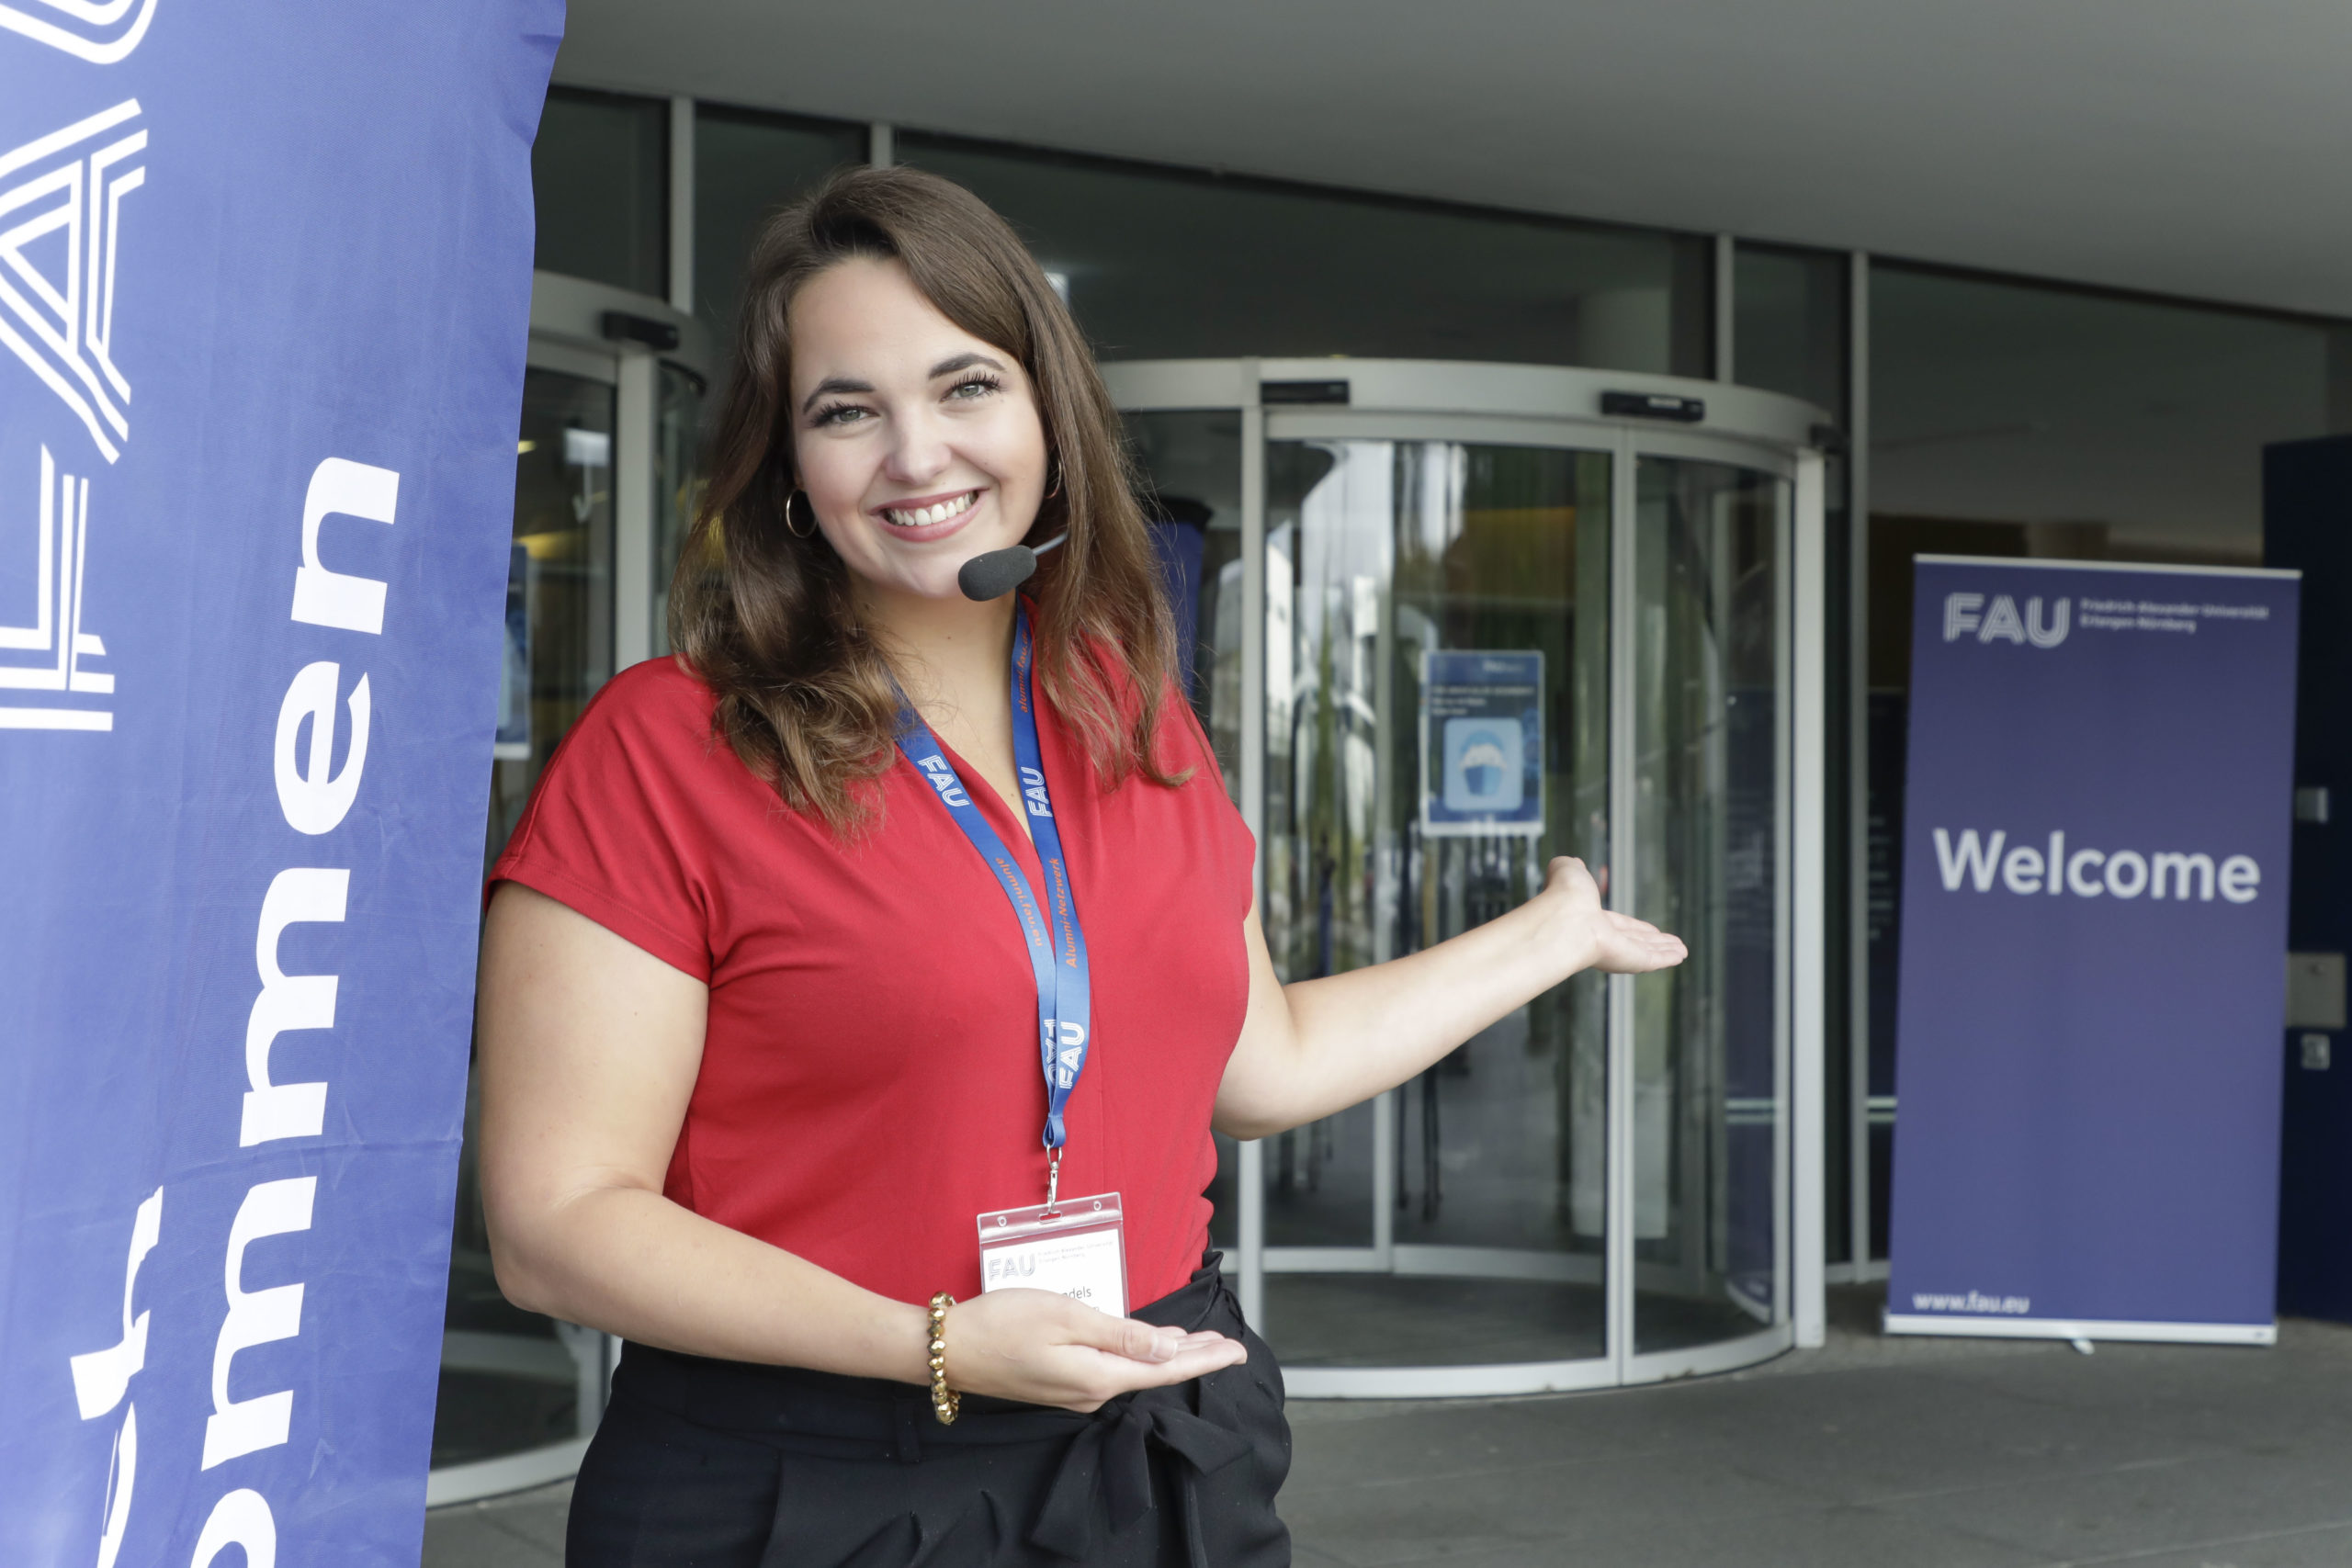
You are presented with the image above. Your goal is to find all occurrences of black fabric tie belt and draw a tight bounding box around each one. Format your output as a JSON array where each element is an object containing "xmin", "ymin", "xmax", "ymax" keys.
[
  {"xmin": 610, "ymin": 1255, "xmax": 1281, "ymax": 1568},
  {"xmin": 1028, "ymin": 1350, "xmax": 1255, "ymax": 1565}
]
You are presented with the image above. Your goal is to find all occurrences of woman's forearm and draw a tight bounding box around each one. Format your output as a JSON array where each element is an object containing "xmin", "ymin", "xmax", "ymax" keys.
[
  {"xmin": 1214, "ymin": 858, "xmax": 1685, "ymax": 1139},
  {"xmin": 492, "ymin": 1183, "xmax": 931, "ymax": 1384},
  {"xmin": 1216, "ymin": 895, "xmax": 1583, "ymax": 1140}
]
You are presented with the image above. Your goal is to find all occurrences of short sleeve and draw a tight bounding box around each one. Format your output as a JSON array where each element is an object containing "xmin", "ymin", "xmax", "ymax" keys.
[{"xmin": 489, "ymin": 659, "xmax": 726, "ymax": 981}]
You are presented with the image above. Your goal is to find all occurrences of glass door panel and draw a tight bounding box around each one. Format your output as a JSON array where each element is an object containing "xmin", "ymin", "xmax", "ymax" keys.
[
  {"xmin": 1261, "ymin": 434, "xmax": 1611, "ymax": 1368},
  {"xmin": 1124, "ymin": 410, "xmax": 1249, "ymax": 1248},
  {"xmin": 435, "ymin": 360, "xmax": 619, "ymax": 1472},
  {"xmin": 1630, "ymin": 455, "xmax": 1789, "ymax": 1355}
]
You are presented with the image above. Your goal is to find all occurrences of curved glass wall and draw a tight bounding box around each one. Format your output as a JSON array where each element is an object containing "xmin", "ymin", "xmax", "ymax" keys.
[
  {"xmin": 1261, "ymin": 436, "xmax": 1613, "ymax": 1368},
  {"xmin": 1632, "ymin": 456, "xmax": 1789, "ymax": 1354},
  {"xmin": 1111, "ymin": 359, "xmax": 1822, "ymax": 1395}
]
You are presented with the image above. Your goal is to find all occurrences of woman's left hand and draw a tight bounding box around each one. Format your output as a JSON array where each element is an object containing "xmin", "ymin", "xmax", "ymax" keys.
[{"xmin": 1533, "ymin": 856, "xmax": 1688, "ymax": 976}]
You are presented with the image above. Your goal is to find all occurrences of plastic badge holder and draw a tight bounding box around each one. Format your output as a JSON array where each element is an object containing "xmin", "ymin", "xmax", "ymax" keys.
[{"xmin": 976, "ymin": 1190, "xmax": 1127, "ymax": 1316}]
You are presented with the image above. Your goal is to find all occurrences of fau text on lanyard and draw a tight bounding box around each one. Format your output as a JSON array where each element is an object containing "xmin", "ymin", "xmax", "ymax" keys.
[
  {"xmin": 893, "ymin": 611, "xmax": 1093, "ymax": 1191},
  {"xmin": 897, "ymin": 612, "xmax": 1127, "ymax": 1314}
]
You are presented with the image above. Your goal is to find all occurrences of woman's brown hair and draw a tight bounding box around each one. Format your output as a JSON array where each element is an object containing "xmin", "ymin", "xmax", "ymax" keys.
[{"xmin": 670, "ymin": 165, "xmax": 1182, "ymax": 833}]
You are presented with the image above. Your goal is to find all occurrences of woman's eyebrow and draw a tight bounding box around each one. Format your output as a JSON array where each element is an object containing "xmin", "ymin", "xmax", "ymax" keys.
[
  {"xmin": 800, "ymin": 376, "xmax": 872, "ymax": 414},
  {"xmin": 929, "ymin": 352, "xmax": 1005, "ymax": 379}
]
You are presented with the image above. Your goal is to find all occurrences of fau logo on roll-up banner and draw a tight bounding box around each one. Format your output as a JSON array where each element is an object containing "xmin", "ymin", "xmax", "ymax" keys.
[
  {"xmin": 1886, "ymin": 556, "xmax": 2301, "ymax": 1344},
  {"xmin": 0, "ymin": 3, "xmax": 556, "ymax": 1562}
]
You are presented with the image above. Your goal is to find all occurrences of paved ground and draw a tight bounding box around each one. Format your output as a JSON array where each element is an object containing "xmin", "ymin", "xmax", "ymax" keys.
[{"xmin": 424, "ymin": 1290, "xmax": 2352, "ymax": 1567}]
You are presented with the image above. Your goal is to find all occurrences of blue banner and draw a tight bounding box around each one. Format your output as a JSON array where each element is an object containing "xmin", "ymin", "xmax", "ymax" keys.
[
  {"xmin": 0, "ymin": 5, "xmax": 555, "ymax": 1562},
  {"xmin": 1886, "ymin": 557, "xmax": 2300, "ymax": 1343}
]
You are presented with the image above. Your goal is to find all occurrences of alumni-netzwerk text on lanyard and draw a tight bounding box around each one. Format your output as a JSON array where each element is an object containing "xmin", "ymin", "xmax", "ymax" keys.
[{"xmin": 894, "ymin": 609, "xmax": 1093, "ymax": 1203}]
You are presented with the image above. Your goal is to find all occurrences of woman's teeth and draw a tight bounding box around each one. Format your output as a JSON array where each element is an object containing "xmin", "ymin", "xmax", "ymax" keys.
[{"xmin": 883, "ymin": 491, "xmax": 977, "ymax": 528}]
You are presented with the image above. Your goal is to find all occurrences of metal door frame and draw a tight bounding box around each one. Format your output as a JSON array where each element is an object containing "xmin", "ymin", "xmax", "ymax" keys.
[{"xmin": 1107, "ymin": 359, "xmax": 1829, "ymax": 1396}]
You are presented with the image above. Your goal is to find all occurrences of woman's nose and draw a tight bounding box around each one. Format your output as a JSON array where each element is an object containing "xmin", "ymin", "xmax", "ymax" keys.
[{"xmin": 881, "ymin": 407, "xmax": 953, "ymax": 486}]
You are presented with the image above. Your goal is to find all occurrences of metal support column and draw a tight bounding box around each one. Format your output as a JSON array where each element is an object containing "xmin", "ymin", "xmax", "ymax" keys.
[
  {"xmin": 1792, "ymin": 448, "xmax": 1829, "ymax": 1348},
  {"xmin": 1237, "ymin": 370, "xmax": 1269, "ymax": 1330},
  {"xmin": 1604, "ymin": 428, "xmax": 1640, "ymax": 1374}
]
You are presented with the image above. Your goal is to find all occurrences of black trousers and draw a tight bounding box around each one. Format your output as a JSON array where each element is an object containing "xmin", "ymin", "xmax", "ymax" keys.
[{"xmin": 567, "ymin": 1256, "xmax": 1291, "ymax": 1567}]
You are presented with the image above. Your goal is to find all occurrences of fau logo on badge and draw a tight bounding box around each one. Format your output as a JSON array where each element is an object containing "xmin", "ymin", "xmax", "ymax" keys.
[{"xmin": 915, "ymin": 752, "xmax": 969, "ymax": 808}]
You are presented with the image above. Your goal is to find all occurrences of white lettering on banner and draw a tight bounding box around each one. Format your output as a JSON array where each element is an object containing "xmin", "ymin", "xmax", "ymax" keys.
[
  {"xmin": 273, "ymin": 661, "xmax": 370, "ymax": 834},
  {"xmin": 240, "ymin": 868, "xmax": 348, "ymax": 1146},
  {"xmin": 189, "ymin": 1488, "xmax": 276, "ymax": 1568},
  {"xmin": 201, "ymin": 1178, "xmax": 315, "ymax": 1470},
  {"xmin": 0, "ymin": 0, "xmax": 162, "ymax": 64},
  {"xmin": 290, "ymin": 459, "xmax": 398, "ymax": 634},
  {"xmin": 181, "ymin": 456, "xmax": 395, "ymax": 1542},
  {"xmin": 0, "ymin": 102, "xmax": 145, "ymax": 463},
  {"xmin": 1941, "ymin": 592, "xmax": 2071, "ymax": 649},
  {"xmin": 65, "ymin": 1188, "xmax": 162, "ymax": 1568},
  {"xmin": 1932, "ymin": 829, "xmax": 2259, "ymax": 904},
  {"xmin": 0, "ymin": 446, "xmax": 117, "ymax": 729},
  {"xmin": 69, "ymin": 1188, "xmax": 162, "ymax": 1418}
]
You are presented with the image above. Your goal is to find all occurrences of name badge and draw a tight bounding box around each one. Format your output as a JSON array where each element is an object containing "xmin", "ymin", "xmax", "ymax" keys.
[{"xmin": 977, "ymin": 1191, "xmax": 1127, "ymax": 1316}]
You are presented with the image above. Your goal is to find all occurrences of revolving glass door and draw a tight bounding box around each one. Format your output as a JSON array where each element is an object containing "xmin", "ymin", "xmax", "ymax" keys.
[{"xmin": 1116, "ymin": 359, "xmax": 1817, "ymax": 1396}]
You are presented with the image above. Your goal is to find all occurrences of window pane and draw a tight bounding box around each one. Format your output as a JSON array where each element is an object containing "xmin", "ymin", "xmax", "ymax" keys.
[
  {"xmin": 694, "ymin": 107, "xmax": 866, "ymax": 366},
  {"xmin": 1736, "ymin": 243, "xmax": 1848, "ymax": 423},
  {"xmin": 1632, "ymin": 457, "xmax": 1786, "ymax": 1353},
  {"xmin": 534, "ymin": 88, "xmax": 667, "ymax": 297},
  {"xmin": 902, "ymin": 134, "xmax": 1709, "ymax": 373}
]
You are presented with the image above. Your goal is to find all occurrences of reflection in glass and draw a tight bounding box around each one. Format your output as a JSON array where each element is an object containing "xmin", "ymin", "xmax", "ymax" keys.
[
  {"xmin": 434, "ymin": 366, "xmax": 618, "ymax": 1470},
  {"xmin": 692, "ymin": 107, "xmax": 867, "ymax": 378},
  {"xmin": 1260, "ymin": 437, "xmax": 1611, "ymax": 1367},
  {"xmin": 901, "ymin": 133, "xmax": 1710, "ymax": 374},
  {"xmin": 1632, "ymin": 457, "xmax": 1786, "ymax": 1354},
  {"xmin": 533, "ymin": 88, "xmax": 668, "ymax": 298}
]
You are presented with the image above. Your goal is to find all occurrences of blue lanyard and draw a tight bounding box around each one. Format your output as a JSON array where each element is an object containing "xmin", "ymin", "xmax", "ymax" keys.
[{"xmin": 894, "ymin": 611, "xmax": 1093, "ymax": 1184}]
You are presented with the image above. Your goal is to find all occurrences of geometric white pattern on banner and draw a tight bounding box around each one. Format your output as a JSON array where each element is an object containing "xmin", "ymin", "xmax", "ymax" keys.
[
  {"xmin": 0, "ymin": 100, "xmax": 145, "ymax": 463},
  {"xmin": 0, "ymin": 0, "xmax": 159, "ymax": 63},
  {"xmin": 0, "ymin": 444, "xmax": 114, "ymax": 730}
]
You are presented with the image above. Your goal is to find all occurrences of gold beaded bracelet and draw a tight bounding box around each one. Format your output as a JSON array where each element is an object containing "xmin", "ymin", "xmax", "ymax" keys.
[{"xmin": 927, "ymin": 1292, "xmax": 960, "ymax": 1425}]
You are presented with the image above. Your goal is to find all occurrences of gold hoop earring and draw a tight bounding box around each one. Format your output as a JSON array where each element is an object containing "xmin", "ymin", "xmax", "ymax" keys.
[
  {"xmin": 1045, "ymin": 463, "xmax": 1063, "ymax": 502},
  {"xmin": 785, "ymin": 490, "xmax": 818, "ymax": 539}
]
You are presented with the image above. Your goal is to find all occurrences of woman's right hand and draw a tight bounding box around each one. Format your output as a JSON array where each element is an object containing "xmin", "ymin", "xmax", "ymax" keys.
[{"xmin": 936, "ymin": 1288, "xmax": 1249, "ymax": 1413}]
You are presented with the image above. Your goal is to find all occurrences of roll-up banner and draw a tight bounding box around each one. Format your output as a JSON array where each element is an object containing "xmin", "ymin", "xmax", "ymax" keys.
[
  {"xmin": 1, "ymin": 4, "xmax": 555, "ymax": 1562},
  {"xmin": 1886, "ymin": 557, "xmax": 2301, "ymax": 1345}
]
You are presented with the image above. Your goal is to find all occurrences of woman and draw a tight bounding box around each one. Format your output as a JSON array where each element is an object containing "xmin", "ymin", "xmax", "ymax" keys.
[{"xmin": 477, "ymin": 164, "xmax": 1686, "ymax": 1568}]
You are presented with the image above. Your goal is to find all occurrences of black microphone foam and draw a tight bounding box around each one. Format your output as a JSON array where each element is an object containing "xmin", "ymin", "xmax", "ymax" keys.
[{"xmin": 957, "ymin": 546, "xmax": 1038, "ymax": 602}]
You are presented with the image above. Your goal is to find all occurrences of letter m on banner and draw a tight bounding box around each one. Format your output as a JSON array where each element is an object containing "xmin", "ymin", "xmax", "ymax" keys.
[{"xmin": 0, "ymin": 99, "xmax": 144, "ymax": 464}]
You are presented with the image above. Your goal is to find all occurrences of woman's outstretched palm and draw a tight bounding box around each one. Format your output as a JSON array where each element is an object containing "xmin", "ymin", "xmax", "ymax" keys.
[{"xmin": 1541, "ymin": 856, "xmax": 1689, "ymax": 975}]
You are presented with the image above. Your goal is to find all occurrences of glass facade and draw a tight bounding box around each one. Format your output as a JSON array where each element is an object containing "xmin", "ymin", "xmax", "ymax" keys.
[
  {"xmin": 460, "ymin": 77, "xmax": 2352, "ymax": 1450},
  {"xmin": 693, "ymin": 107, "xmax": 866, "ymax": 373},
  {"xmin": 899, "ymin": 133, "xmax": 1712, "ymax": 373},
  {"xmin": 533, "ymin": 88, "xmax": 668, "ymax": 298},
  {"xmin": 1735, "ymin": 241, "xmax": 1856, "ymax": 1266}
]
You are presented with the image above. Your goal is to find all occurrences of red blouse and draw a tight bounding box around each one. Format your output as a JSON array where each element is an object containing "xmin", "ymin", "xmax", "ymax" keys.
[{"xmin": 489, "ymin": 655, "xmax": 1254, "ymax": 1309}]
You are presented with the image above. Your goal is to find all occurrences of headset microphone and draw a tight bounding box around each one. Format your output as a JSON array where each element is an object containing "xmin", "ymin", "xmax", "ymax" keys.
[{"xmin": 957, "ymin": 533, "xmax": 1067, "ymax": 602}]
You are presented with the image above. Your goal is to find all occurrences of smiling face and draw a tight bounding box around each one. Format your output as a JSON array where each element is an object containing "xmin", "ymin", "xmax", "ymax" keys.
[{"xmin": 786, "ymin": 255, "xmax": 1049, "ymax": 607}]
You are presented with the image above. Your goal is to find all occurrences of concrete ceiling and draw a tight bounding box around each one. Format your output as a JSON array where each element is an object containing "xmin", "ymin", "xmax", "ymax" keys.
[{"xmin": 554, "ymin": 0, "xmax": 2352, "ymax": 322}]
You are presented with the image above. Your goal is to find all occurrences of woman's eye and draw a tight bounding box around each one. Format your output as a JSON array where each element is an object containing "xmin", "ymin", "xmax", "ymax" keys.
[
  {"xmin": 947, "ymin": 376, "xmax": 1002, "ymax": 401},
  {"xmin": 812, "ymin": 403, "xmax": 868, "ymax": 427}
]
